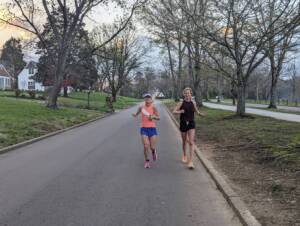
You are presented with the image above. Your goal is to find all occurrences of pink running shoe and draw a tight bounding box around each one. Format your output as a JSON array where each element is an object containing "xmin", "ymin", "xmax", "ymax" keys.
[
  {"xmin": 152, "ymin": 150, "xmax": 158, "ymax": 161},
  {"xmin": 144, "ymin": 161, "xmax": 150, "ymax": 169}
]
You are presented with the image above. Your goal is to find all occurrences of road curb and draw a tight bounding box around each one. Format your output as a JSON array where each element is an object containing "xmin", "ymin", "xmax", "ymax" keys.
[
  {"xmin": 164, "ymin": 104, "xmax": 261, "ymax": 226},
  {"xmin": 0, "ymin": 104, "xmax": 138, "ymax": 155}
]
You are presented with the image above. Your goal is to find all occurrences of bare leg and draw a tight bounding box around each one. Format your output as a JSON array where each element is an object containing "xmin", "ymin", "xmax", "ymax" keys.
[
  {"xmin": 149, "ymin": 135, "xmax": 157, "ymax": 152},
  {"xmin": 187, "ymin": 129, "xmax": 195, "ymax": 163},
  {"xmin": 181, "ymin": 132, "xmax": 187, "ymax": 157},
  {"xmin": 181, "ymin": 132, "xmax": 188, "ymax": 163},
  {"xmin": 141, "ymin": 135, "xmax": 150, "ymax": 161}
]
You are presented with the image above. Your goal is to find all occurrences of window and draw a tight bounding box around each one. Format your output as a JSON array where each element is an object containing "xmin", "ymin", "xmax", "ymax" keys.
[
  {"xmin": 29, "ymin": 67, "xmax": 34, "ymax": 74},
  {"xmin": 28, "ymin": 81, "xmax": 35, "ymax": 90},
  {"xmin": 0, "ymin": 78, "xmax": 4, "ymax": 89},
  {"xmin": 6, "ymin": 78, "xmax": 11, "ymax": 88}
]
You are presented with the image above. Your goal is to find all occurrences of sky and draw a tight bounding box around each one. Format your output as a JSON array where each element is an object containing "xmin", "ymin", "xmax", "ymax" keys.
[
  {"xmin": 0, "ymin": 1, "xmax": 123, "ymax": 47},
  {"xmin": 0, "ymin": 0, "xmax": 164, "ymax": 70}
]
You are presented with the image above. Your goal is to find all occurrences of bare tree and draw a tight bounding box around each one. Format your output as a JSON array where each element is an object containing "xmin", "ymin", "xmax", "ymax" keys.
[
  {"xmin": 256, "ymin": 0, "xmax": 300, "ymax": 108},
  {"xmin": 95, "ymin": 24, "xmax": 146, "ymax": 101},
  {"xmin": 0, "ymin": 0, "xmax": 145, "ymax": 108},
  {"xmin": 180, "ymin": 0, "xmax": 300, "ymax": 116},
  {"xmin": 141, "ymin": 0, "xmax": 189, "ymax": 101}
]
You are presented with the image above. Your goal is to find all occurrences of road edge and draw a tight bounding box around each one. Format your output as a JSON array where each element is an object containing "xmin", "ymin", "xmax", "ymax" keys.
[
  {"xmin": 0, "ymin": 104, "xmax": 139, "ymax": 155},
  {"xmin": 164, "ymin": 104, "xmax": 261, "ymax": 226}
]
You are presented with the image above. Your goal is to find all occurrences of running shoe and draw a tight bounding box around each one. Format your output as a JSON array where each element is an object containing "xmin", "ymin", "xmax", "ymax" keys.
[
  {"xmin": 181, "ymin": 154, "xmax": 187, "ymax": 163},
  {"xmin": 144, "ymin": 161, "xmax": 150, "ymax": 169},
  {"xmin": 187, "ymin": 161, "xmax": 195, "ymax": 169},
  {"xmin": 152, "ymin": 150, "xmax": 158, "ymax": 161}
]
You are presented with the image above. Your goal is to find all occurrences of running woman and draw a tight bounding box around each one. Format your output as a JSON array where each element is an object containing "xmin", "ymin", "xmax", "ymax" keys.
[
  {"xmin": 173, "ymin": 87, "xmax": 205, "ymax": 169},
  {"xmin": 132, "ymin": 93, "xmax": 160, "ymax": 168}
]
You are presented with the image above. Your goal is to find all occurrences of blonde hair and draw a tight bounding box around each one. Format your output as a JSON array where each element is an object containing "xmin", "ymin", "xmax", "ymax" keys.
[{"xmin": 183, "ymin": 87, "xmax": 193, "ymax": 95}]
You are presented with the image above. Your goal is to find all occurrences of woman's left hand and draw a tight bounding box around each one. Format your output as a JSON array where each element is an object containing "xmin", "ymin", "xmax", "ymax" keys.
[{"xmin": 198, "ymin": 112, "xmax": 206, "ymax": 117}]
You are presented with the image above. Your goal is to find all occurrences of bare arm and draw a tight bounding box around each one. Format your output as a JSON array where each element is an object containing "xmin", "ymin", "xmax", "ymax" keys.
[
  {"xmin": 132, "ymin": 106, "xmax": 142, "ymax": 117},
  {"xmin": 173, "ymin": 101, "xmax": 184, "ymax": 114},
  {"xmin": 151, "ymin": 106, "xmax": 160, "ymax": 120},
  {"xmin": 192, "ymin": 101, "xmax": 205, "ymax": 116}
]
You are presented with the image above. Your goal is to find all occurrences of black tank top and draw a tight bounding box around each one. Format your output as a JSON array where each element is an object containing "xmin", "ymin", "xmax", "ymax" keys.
[{"xmin": 180, "ymin": 100, "xmax": 195, "ymax": 122}]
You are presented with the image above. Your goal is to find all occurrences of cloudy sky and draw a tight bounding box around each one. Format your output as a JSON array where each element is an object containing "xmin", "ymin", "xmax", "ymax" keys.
[{"xmin": 0, "ymin": 2, "xmax": 123, "ymax": 46}]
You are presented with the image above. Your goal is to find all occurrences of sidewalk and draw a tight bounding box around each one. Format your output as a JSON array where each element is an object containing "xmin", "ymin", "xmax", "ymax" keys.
[
  {"xmin": 203, "ymin": 102, "xmax": 300, "ymax": 123},
  {"xmin": 212, "ymin": 100, "xmax": 300, "ymax": 112}
]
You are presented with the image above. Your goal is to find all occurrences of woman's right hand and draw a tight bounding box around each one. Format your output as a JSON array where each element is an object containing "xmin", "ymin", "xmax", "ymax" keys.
[{"xmin": 180, "ymin": 109, "xmax": 185, "ymax": 114}]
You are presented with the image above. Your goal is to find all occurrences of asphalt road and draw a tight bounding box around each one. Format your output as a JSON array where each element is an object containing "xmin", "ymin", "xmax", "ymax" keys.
[
  {"xmin": 204, "ymin": 102, "xmax": 300, "ymax": 122},
  {"xmin": 0, "ymin": 102, "xmax": 241, "ymax": 226}
]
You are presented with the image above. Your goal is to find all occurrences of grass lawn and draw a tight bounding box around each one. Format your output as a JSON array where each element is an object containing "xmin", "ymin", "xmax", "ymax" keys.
[
  {"xmin": 0, "ymin": 91, "xmax": 140, "ymax": 149},
  {"xmin": 0, "ymin": 97, "xmax": 101, "ymax": 149},
  {"xmin": 58, "ymin": 92, "xmax": 140, "ymax": 112},
  {"xmin": 165, "ymin": 101, "xmax": 300, "ymax": 168}
]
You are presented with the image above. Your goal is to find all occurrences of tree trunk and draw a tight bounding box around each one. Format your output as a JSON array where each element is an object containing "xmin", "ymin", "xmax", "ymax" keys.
[
  {"xmin": 87, "ymin": 92, "xmax": 90, "ymax": 109},
  {"xmin": 268, "ymin": 78, "xmax": 277, "ymax": 109},
  {"xmin": 112, "ymin": 93, "xmax": 117, "ymax": 102},
  {"xmin": 230, "ymin": 78, "xmax": 237, "ymax": 106},
  {"xmin": 112, "ymin": 88, "xmax": 117, "ymax": 102},
  {"xmin": 268, "ymin": 47, "xmax": 279, "ymax": 109},
  {"xmin": 63, "ymin": 86, "xmax": 68, "ymax": 97},
  {"xmin": 47, "ymin": 51, "xmax": 68, "ymax": 109},
  {"xmin": 177, "ymin": 38, "xmax": 183, "ymax": 101},
  {"xmin": 165, "ymin": 36, "xmax": 178, "ymax": 101},
  {"xmin": 47, "ymin": 81, "xmax": 62, "ymax": 109},
  {"xmin": 256, "ymin": 81, "xmax": 259, "ymax": 103},
  {"xmin": 14, "ymin": 74, "xmax": 18, "ymax": 90},
  {"xmin": 193, "ymin": 42, "xmax": 202, "ymax": 106},
  {"xmin": 194, "ymin": 83, "xmax": 202, "ymax": 106},
  {"xmin": 236, "ymin": 84, "xmax": 246, "ymax": 116},
  {"xmin": 217, "ymin": 74, "xmax": 221, "ymax": 103},
  {"xmin": 204, "ymin": 77, "xmax": 209, "ymax": 101}
]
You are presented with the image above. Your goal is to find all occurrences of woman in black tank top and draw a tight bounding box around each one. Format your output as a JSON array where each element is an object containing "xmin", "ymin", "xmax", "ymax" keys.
[
  {"xmin": 180, "ymin": 100, "xmax": 196, "ymax": 123},
  {"xmin": 173, "ymin": 87, "xmax": 205, "ymax": 169}
]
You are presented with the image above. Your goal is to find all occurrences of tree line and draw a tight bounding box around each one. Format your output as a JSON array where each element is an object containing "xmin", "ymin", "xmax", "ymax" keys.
[{"xmin": 141, "ymin": 0, "xmax": 300, "ymax": 116}]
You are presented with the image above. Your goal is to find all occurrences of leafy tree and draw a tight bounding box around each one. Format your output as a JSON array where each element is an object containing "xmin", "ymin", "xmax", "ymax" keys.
[
  {"xmin": 34, "ymin": 11, "xmax": 97, "ymax": 96},
  {"xmin": 0, "ymin": 38, "xmax": 26, "ymax": 89}
]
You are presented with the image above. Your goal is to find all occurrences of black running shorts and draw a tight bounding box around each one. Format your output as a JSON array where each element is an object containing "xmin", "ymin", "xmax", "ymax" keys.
[{"xmin": 179, "ymin": 120, "xmax": 195, "ymax": 132}]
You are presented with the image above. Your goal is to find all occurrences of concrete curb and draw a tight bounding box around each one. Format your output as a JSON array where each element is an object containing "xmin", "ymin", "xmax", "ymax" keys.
[
  {"xmin": 164, "ymin": 104, "xmax": 261, "ymax": 226},
  {"xmin": 0, "ymin": 104, "xmax": 138, "ymax": 155}
]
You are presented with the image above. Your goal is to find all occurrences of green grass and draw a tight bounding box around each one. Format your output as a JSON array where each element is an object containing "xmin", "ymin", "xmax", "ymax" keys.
[
  {"xmin": 0, "ymin": 91, "xmax": 141, "ymax": 149},
  {"xmin": 0, "ymin": 91, "xmax": 141, "ymax": 112},
  {"xmin": 58, "ymin": 92, "xmax": 141, "ymax": 112},
  {"xmin": 0, "ymin": 91, "xmax": 15, "ymax": 97},
  {"xmin": 0, "ymin": 97, "xmax": 102, "ymax": 149},
  {"xmin": 165, "ymin": 101, "xmax": 300, "ymax": 168}
]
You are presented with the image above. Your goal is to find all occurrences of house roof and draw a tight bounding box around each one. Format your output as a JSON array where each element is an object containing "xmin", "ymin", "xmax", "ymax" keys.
[
  {"xmin": 25, "ymin": 61, "xmax": 38, "ymax": 69},
  {"xmin": 0, "ymin": 64, "xmax": 12, "ymax": 78}
]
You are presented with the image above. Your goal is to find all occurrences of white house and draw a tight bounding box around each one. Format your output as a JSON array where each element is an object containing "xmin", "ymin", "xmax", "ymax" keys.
[
  {"xmin": 18, "ymin": 61, "xmax": 45, "ymax": 91},
  {"xmin": 0, "ymin": 64, "xmax": 12, "ymax": 90}
]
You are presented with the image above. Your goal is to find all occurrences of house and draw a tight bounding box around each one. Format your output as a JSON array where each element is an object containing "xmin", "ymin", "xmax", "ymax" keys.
[
  {"xmin": 18, "ymin": 61, "xmax": 45, "ymax": 91},
  {"xmin": 0, "ymin": 64, "xmax": 13, "ymax": 90}
]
